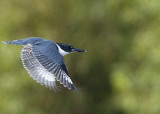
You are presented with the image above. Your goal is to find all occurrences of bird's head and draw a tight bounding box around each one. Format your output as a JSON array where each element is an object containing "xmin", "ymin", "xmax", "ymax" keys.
[{"xmin": 57, "ymin": 43, "xmax": 86, "ymax": 56}]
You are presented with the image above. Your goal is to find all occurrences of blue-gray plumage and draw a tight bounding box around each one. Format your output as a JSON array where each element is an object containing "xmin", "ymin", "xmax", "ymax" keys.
[{"xmin": 2, "ymin": 37, "xmax": 86, "ymax": 91}]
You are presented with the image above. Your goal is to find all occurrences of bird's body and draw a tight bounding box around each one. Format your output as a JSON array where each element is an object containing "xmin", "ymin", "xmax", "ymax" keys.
[{"xmin": 3, "ymin": 37, "xmax": 85, "ymax": 91}]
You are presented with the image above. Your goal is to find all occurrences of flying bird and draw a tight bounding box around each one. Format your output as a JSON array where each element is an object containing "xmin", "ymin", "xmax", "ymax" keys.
[{"xmin": 3, "ymin": 37, "xmax": 86, "ymax": 91}]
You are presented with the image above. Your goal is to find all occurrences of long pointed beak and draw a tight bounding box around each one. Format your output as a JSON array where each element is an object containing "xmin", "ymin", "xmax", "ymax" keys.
[{"xmin": 72, "ymin": 48, "xmax": 86, "ymax": 52}]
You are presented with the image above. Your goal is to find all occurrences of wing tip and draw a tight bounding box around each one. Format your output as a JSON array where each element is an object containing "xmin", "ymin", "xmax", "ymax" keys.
[{"xmin": 70, "ymin": 84, "xmax": 78, "ymax": 92}]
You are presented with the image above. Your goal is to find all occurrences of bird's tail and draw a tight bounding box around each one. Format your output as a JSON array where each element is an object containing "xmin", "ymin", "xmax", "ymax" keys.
[{"xmin": 2, "ymin": 39, "xmax": 27, "ymax": 45}]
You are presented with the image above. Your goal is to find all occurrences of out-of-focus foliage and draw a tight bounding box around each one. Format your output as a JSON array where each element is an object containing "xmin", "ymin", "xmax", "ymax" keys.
[{"xmin": 0, "ymin": 0, "xmax": 160, "ymax": 114}]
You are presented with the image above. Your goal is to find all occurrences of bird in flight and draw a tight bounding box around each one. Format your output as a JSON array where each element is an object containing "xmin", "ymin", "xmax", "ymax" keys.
[{"xmin": 3, "ymin": 37, "xmax": 86, "ymax": 91}]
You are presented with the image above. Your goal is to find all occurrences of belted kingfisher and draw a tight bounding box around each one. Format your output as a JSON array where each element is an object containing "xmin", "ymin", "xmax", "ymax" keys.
[{"xmin": 2, "ymin": 37, "xmax": 86, "ymax": 91}]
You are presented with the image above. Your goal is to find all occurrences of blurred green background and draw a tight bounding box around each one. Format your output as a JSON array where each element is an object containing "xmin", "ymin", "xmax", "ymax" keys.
[{"xmin": 1, "ymin": 0, "xmax": 160, "ymax": 114}]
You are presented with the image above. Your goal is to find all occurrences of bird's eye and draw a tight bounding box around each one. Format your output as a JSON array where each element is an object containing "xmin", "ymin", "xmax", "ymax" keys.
[{"xmin": 70, "ymin": 47, "xmax": 73, "ymax": 49}]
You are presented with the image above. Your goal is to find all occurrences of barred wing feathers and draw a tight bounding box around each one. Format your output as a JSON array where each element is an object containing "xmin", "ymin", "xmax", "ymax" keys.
[{"xmin": 21, "ymin": 45, "xmax": 77, "ymax": 91}]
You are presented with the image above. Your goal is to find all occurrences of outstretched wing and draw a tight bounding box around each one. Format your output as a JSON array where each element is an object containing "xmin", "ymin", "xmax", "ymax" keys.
[
  {"xmin": 21, "ymin": 45, "xmax": 58, "ymax": 91},
  {"xmin": 21, "ymin": 44, "xmax": 77, "ymax": 91}
]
